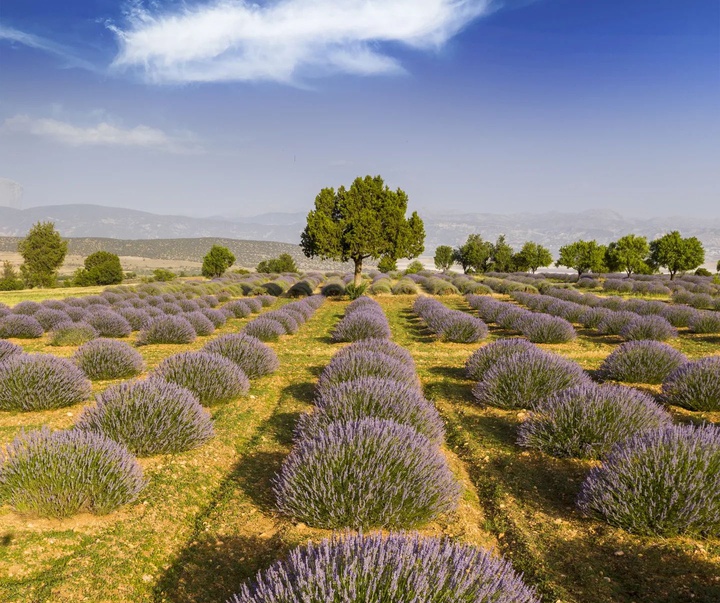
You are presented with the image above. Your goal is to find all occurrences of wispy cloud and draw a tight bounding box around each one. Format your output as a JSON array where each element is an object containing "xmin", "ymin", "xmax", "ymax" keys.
[
  {"xmin": 0, "ymin": 24, "xmax": 97, "ymax": 71},
  {"xmin": 111, "ymin": 0, "xmax": 494, "ymax": 84},
  {"xmin": 2, "ymin": 115, "xmax": 203, "ymax": 154}
]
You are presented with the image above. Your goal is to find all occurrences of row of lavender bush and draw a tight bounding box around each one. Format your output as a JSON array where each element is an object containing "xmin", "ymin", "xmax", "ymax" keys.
[
  {"xmin": 464, "ymin": 338, "xmax": 719, "ymax": 537},
  {"xmin": 241, "ymin": 295, "xmax": 325, "ymax": 342},
  {"xmin": 466, "ymin": 295, "xmax": 577, "ymax": 343},
  {"xmin": 332, "ymin": 297, "xmax": 391, "ymax": 341},
  {"xmin": 413, "ymin": 296, "xmax": 488, "ymax": 343}
]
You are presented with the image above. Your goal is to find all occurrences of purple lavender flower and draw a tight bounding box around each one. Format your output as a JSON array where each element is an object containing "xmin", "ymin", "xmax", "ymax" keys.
[
  {"xmin": 465, "ymin": 338, "xmax": 537, "ymax": 381},
  {"xmin": 0, "ymin": 314, "xmax": 44, "ymax": 339},
  {"xmin": 599, "ymin": 340, "xmax": 687, "ymax": 384},
  {"xmin": 662, "ymin": 357, "xmax": 720, "ymax": 411},
  {"xmin": 73, "ymin": 338, "xmax": 145, "ymax": 381},
  {"xmin": 136, "ymin": 315, "xmax": 197, "ymax": 345}
]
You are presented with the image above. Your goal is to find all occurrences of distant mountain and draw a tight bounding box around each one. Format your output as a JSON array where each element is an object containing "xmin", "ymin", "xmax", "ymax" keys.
[{"xmin": 1, "ymin": 204, "xmax": 718, "ymax": 260}]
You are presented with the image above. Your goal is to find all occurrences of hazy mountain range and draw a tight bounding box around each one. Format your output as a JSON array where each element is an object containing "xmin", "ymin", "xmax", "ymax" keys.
[{"xmin": 1, "ymin": 205, "xmax": 718, "ymax": 260}]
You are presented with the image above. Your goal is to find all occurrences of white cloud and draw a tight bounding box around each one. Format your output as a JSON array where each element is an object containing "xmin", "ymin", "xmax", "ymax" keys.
[
  {"xmin": 111, "ymin": 0, "xmax": 493, "ymax": 83},
  {"xmin": 0, "ymin": 25, "xmax": 97, "ymax": 71},
  {"xmin": 2, "ymin": 115, "xmax": 203, "ymax": 154}
]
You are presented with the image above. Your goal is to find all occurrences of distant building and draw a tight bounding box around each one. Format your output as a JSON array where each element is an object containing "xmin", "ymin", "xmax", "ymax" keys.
[{"xmin": 0, "ymin": 178, "xmax": 23, "ymax": 209}]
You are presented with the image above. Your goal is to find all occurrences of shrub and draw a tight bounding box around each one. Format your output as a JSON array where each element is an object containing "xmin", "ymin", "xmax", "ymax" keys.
[
  {"xmin": 203, "ymin": 334, "xmax": 279, "ymax": 379},
  {"xmin": 331, "ymin": 338, "xmax": 415, "ymax": 368},
  {"xmin": 49, "ymin": 322, "xmax": 98, "ymax": 346},
  {"xmin": 577, "ymin": 425, "xmax": 720, "ymax": 537},
  {"xmin": 200, "ymin": 307, "xmax": 227, "ymax": 328},
  {"xmin": 152, "ymin": 351, "xmax": 250, "ymax": 405},
  {"xmin": 0, "ymin": 314, "xmax": 44, "ymax": 339},
  {"xmin": 597, "ymin": 311, "xmax": 637, "ymax": 336},
  {"xmin": 690, "ymin": 311, "xmax": 720, "ymax": 334},
  {"xmin": 332, "ymin": 310, "xmax": 391, "ymax": 342},
  {"xmin": 115, "ymin": 307, "xmax": 152, "ymax": 331},
  {"xmin": 244, "ymin": 298, "xmax": 263, "ymax": 313},
  {"xmin": 0, "ymin": 354, "xmax": 91, "ymax": 410},
  {"xmin": 391, "ymin": 278, "xmax": 419, "ymax": 295},
  {"xmin": 297, "ymin": 377, "xmax": 444, "ymax": 444},
  {"xmin": 287, "ymin": 281, "xmax": 314, "ymax": 297},
  {"xmin": 472, "ymin": 350, "xmax": 590, "ymax": 409},
  {"xmin": 438, "ymin": 311, "xmax": 488, "ymax": 343},
  {"xmin": 662, "ymin": 357, "xmax": 720, "ymax": 411},
  {"xmin": 0, "ymin": 427, "xmax": 146, "ymax": 518},
  {"xmin": 321, "ymin": 282, "xmax": 346, "ymax": 297},
  {"xmin": 370, "ymin": 280, "xmax": 392, "ymax": 295},
  {"xmin": 75, "ymin": 378, "xmax": 213, "ymax": 456},
  {"xmin": 317, "ymin": 349, "xmax": 419, "ymax": 395},
  {"xmin": 424, "ymin": 277, "xmax": 459, "ymax": 295},
  {"xmin": 73, "ymin": 339, "xmax": 145, "ymax": 381},
  {"xmin": 518, "ymin": 384, "xmax": 671, "ymax": 459},
  {"xmin": 465, "ymin": 338, "xmax": 537, "ymax": 381},
  {"xmin": 620, "ymin": 315, "xmax": 677, "ymax": 341},
  {"xmin": 0, "ymin": 340, "xmax": 23, "ymax": 362},
  {"xmin": 521, "ymin": 314, "xmax": 576, "ymax": 344},
  {"xmin": 229, "ymin": 531, "xmax": 539, "ymax": 603},
  {"xmin": 182, "ymin": 311, "xmax": 216, "ymax": 336},
  {"xmin": 33, "ymin": 308, "xmax": 71, "ymax": 331},
  {"xmin": 345, "ymin": 282, "xmax": 368, "ymax": 300},
  {"xmin": 242, "ymin": 316, "xmax": 286, "ymax": 342},
  {"xmin": 222, "ymin": 300, "xmax": 252, "ymax": 318},
  {"xmin": 659, "ymin": 305, "xmax": 698, "ymax": 328},
  {"xmin": 136, "ymin": 315, "xmax": 196, "ymax": 345},
  {"xmin": 274, "ymin": 419, "xmax": 460, "ymax": 529},
  {"xmin": 85, "ymin": 311, "xmax": 132, "ymax": 338},
  {"xmin": 599, "ymin": 341, "xmax": 687, "ymax": 384},
  {"xmin": 262, "ymin": 310, "xmax": 299, "ymax": 334},
  {"xmin": 11, "ymin": 300, "xmax": 41, "ymax": 315}
]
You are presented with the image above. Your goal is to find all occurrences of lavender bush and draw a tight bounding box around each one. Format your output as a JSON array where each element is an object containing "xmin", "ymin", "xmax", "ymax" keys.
[
  {"xmin": 599, "ymin": 341, "xmax": 687, "ymax": 384},
  {"xmin": 200, "ymin": 307, "xmax": 228, "ymax": 328},
  {"xmin": 439, "ymin": 311, "xmax": 488, "ymax": 343},
  {"xmin": 183, "ymin": 311, "xmax": 216, "ymax": 336},
  {"xmin": 465, "ymin": 338, "xmax": 537, "ymax": 381},
  {"xmin": 597, "ymin": 311, "xmax": 637, "ymax": 336},
  {"xmin": 75, "ymin": 378, "xmax": 213, "ymax": 456},
  {"xmin": 11, "ymin": 300, "xmax": 41, "ymax": 315},
  {"xmin": 332, "ymin": 309, "xmax": 391, "ymax": 342},
  {"xmin": 203, "ymin": 333, "xmax": 279, "ymax": 379},
  {"xmin": 317, "ymin": 349, "xmax": 419, "ymax": 395},
  {"xmin": 619, "ymin": 315, "xmax": 677, "ymax": 341},
  {"xmin": 243, "ymin": 316, "xmax": 287, "ymax": 342},
  {"xmin": 49, "ymin": 322, "xmax": 98, "ymax": 346},
  {"xmin": 222, "ymin": 300, "xmax": 252, "ymax": 318},
  {"xmin": 577, "ymin": 424, "xmax": 720, "ymax": 536},
  {"xmin": 690, "ymin": 311, "xmax": 720, "ymax": 334},
  {"xmin": 152, "ymin": 351, "xmax": 250, "ymax": 405},
  {"xmin": 230, "ymin": 531, "xmax": 539, "ymax": 603},
  {"xmin": 73, "ymin": 339, "xmax": 145, "ymax": 381},
  {"xmin": 332, "ymin": 338, "xmax": 415, "ymax": 368},
  {"xmin": 33, "ymin": 308, "xmax": 71, "ymax": 332},
  {"xmin": 0, "ymin": 427, "xmax": 146, "ymax": 518},
  {"xmin": 520, "ymin": 314, "xmax": 576, "ymax": 344},
  {"xmin": 0, "ymin": 314, "xmax": 44, "ymax": 339},
  {"xmin": 0, "ymin": 340, "xmax": 22, "ymax": 362},
  {"xmin": 115, "ymin": 307, "xmax": 152, "ymax": 331},
  {"xmin": 0, "ymin": 354, "xmax": 91, "ymax": 410},
  {"xmin": 297, "ymin": 376, "xmax": 444, "ymax": 444},
  {"xmin": 274, "ymin": 419, "xmax": 460, "ymax": 529},
  {"xmin": 85, "ymin": 311, "xmax": 133, "ymax": 338},
  {"xmin": 472, "ymin": 350, "xmax": 590, "ymax": 409},
  {"xmin": 136, "ymin": 315, "xmax": 197, "ymax": 345},
  {"xmin": 518, "ymin": 384, "xmax": 671, "ymax": 459},
  {"xmin": 662, "ymin": 357, "xmax": 720, "ymax": 411},
  {"xmin": 263, "ymin": 310, "xmax": 299, "ymax": 334}
]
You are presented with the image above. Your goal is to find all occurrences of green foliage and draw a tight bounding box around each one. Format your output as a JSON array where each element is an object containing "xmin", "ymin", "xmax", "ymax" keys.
[
  {"xmin": 152, "ymin": 268, "xmax": 176, "ymax": 282},
  {"xmin": 404, "ymin": 260, "xmax": 425, "ymax": 274},
  {"xmin": 695, "ymin": 267, "xmax": 711, "ymax": 277},
  {"xmin": 17, "ymin": 221, "xmax": 68, "ymax": 288},
  {"xmin": 345, "ymin": 283, "xmax": 368, "ymax": 300},
  {"xmin": 300, "ymin": 175, "xmax": 425, "ymax": 286},
  {"xmin": 433, "ymin": 245, "xmax": 454, "ymax": 271},
  {"xmin": 649, "ymin": 231, "xmax": 705, "ymax": 280},
  {"xmin": 256, "ymin": 253, "xmax": 297, "ymax": 273},
  {"xmin": 0, "ymin": 261, "xmax": 24, "ymax": 291},
  {"xmin": 74, "ymin": 251, "xmax": 124, "ymax": 286},
  {"xmin": 556, "ymin": 239, "xmax": 606, "ymax": 277},
  {"xmin": 453, "ymin": 234, "xmax": 492, "ymax": 273},
  {"xmin": 717, "ymin": 259, "xmax": 720, "ymax": 274},
  {"xmin": 201, "ymin": 245, "xmax": 236, "ymax": 278},
  {"xmin": 489, "ymin": 234, "xmax": 514, "ymax": 272},
  {"xmin": 513, "ymin": 241, "xmax": 553, "ymax": 273},
  {"xmin": 605, "ymin": 235, "xmax": 650, "ymax": 277},
  {"xmin": 377, "ymin": 255, "xmax": 397, "ymax": 273}
]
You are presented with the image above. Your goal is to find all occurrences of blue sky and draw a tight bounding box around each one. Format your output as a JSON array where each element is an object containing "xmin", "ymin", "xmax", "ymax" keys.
[{"xmin": 0, "ymin": 0, "xmax": 718, "ymax": 217}]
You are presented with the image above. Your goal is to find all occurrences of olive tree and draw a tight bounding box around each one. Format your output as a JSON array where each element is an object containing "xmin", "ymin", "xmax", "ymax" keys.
[
  {"xmin": 513, "ymin": 241, "xmax": 552, "ymax": 273},
  {"xmin": 556, "ymin": 240, "xmax": 606, "ymax": 279},
  {"xmin": 649, "ymin": 231, "xmax": 705, "ymax": 280},
  {"xmin": 605, "ymin": 234, "xmax": 650, "ymax": 277},
  {"xmin": 301, "ymin": 175, "xmax": 425, "ymax": 286}
]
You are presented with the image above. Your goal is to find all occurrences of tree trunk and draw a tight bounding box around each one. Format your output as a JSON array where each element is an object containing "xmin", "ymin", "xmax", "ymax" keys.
[
  {"xmin": 353, "ymin": 257, "xmax": 363, "ymax": 287},
  {"xmin": 670, "ymin": 270, "xmax": 676, "ymax": 281}
]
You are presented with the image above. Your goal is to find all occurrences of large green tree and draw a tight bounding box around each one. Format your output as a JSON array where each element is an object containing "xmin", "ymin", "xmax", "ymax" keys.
[
  {"xmin": 301, "ymin": 175, "xmax": 425, "ymax": 286},
  {"xmin": 453, "ymin": 234, "xmax": 492, "ymax": 274},
  {"xmin": 489, "ymin": 234, "xmax": 515, "ymax": 272},
  {"xmin": 556, "ymin": 239, "xmax": 606, "ymax": 279},
  {"xmin": 605, "ymin": 234, "xmax": 650, "ymax": 277},
  {"xmin": 18, "ymin": 221, "xmax": 68, "ymax": 288},
  {"xmin": 513, "ymin": 241, "xmax": 553, "ymax": 273},
  {"xmin": 75, "ymin": 251, "xmax": 124, "ymax": 286},
  {"xmin": 202, "ymin": 245, "xmax": 236, "ymax": 278},
  {"xmin": 649, "ymin": 231, "xmax": 705, "ymax": 280},
  {"xmin": 433, "ymin": 245, "xmax": 454, "ymax": 271}
]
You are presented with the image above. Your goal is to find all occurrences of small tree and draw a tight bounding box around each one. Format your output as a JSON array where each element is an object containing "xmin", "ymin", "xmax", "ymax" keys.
[
  {"xmin": 0, "ymin": 261, "xmax": 23, "ymax": 291},
  {"xmin": 513, "ymin": 241, "xmax": 552, "ymax": 273},
  {"xmin": 301, "ymin": 175, "xmax": 425, "ymax": 286},
  {"xmin": 257, "ymin": 253, "xmax": 298, "ymax": 274},
  {"xmin": 405, "ymin": 260, "xmax": 425, "ymax": 274},
  {"xmin": 453, "ymin": 234, "xmax": 492, "ymax": 274},
  {"xmin": 433, "ymin": 245, "xmax": 454, "ymax": 271},
  {"xmin": 152, "ymin": 268, "xmax": 176, "ymax": 282},
  {"xmin": 605, "ymin": 234, "xmax": 650, "ymax": 277},
  {"xmin": 18, "ymin": 221, "xmax": 68, "ymax": 288},
  {"xmin": 489, "ymin": 235, "xmax": 514, "ymax": 273},
  {"xmin": 377, "ymin": 256, "xmax": 397, "ymax": 273},
  {"xmin": 75, "ymin": 251, "xmax": 124, "ymax": 286},
  {"xmin": 556, "ymin": 240, "xmax": 606, "ymax": 279},
  {"xmin": 649, "ymin": 231, "xmax": 705, "ymax": 280},
  {"xmin": 202, "ymin": 245, "xmax": 236, "ymax": 278}
]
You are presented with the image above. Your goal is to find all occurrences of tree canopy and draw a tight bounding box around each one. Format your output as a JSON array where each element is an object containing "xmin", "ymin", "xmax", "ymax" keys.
[
  {"xmin": 604, "ymin": 234, "xmax": 650, "ymax": 277},
  {"xmin": 202, "ymin": 245, "xmax": 236, "ymax": 278},
  {"xmin": 433, "ymin": 245, "xmax": 454, "ymax": 271},
  {"xmin": 556, "ymin": 240, "xmax": 606, "ymax": 278},
  {"xmin": 300, "ymin": 175, "xmax": 425, "ymax": 286},
  {"xmin": 377, "ymin": 256, "xmax": 397, "ymax": 273},
  {"xmin": 649, "ymin": 231, "xmax": 705, "ymax": 280},
  {"xmin": 17, "ymin": 221, "xmax": 67, "ymax": 288},
  {"xmin": 453, "ymin": 234, "xmax": 492, "ymax": 274},
  {"xmin": 489, "ymin": 235, "xmax": 514, "ymax": 272},
  {"xmin": 74, "ymin": 251, "xmax": 124, "ymax": 286},
  {"xmin": 513, "ymin": 241, "xmax": 553, "ymax": 273},
  {"xmin": 257, "ymin": 253, "xmax": 297, "ymax": 274}
]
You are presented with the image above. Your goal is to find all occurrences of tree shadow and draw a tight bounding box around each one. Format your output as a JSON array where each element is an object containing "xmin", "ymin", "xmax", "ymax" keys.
[
  {"xmin": 428, "ymin": 365, "xmax": 468, "ymax": 381},
  {"xmin": 263, "ymin": 411, "xmax": 303, "ymax": 447},
  {"xmin": 281, "ymin": 381, "xmax": 317, "ymax": 404}
]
